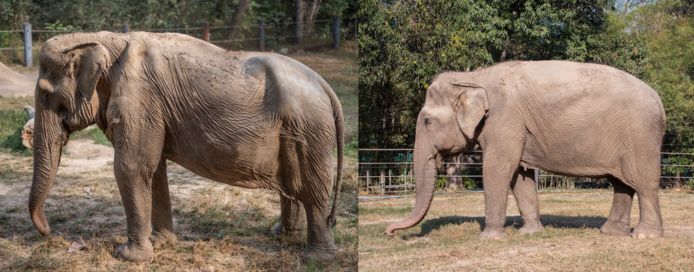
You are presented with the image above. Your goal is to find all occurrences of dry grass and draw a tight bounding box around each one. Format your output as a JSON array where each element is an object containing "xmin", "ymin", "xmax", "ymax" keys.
[
  {"xmin": 358, "ymin": 190, "xmax": 694, "ymax": 272},
  {"xmin": 0, "ymin": 50, "xmax": 358, "ymax": 271}
]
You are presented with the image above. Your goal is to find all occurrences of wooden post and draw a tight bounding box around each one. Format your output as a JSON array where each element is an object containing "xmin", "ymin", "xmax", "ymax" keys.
[
  {"xmin": 202, "ymin": 22, "xmax": 210, "ymax": 42},
  {"xmin": 388, "ymin": 169, "xmax": 393, "ymax": 193},
  {"xmin": 23, "ymin": 22, "xmax": 32, "ymax": 67},
  {"xmin": 122, "ymin": 23, "xmax": 130, "ymax": 33},
  {"xmin": 366, "ymin": 169, "xmax": 370, "ymax": 194},
  {"xmin": 258, "ymin": 19, "xmax": 266, "ymax": 51},
  {"xmin": 332, "ymin": 17, "xmax": 340, "ymax": 49},
  {"xmin": 380, "ymin": 170, "xmax": 385, "ymax": 196}
]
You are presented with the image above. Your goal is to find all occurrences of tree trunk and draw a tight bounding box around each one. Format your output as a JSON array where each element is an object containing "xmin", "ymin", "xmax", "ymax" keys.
[
  {"xmin": 305, "ymin": 0, "xmax": 321, "ymax": 35},
  {"xmin": 227, "ymin": 0, "xmax": 251, "ymax": 40},
  {"xmin": 295, "ymin": 0, "xmax": 304, "ymax": 44}
]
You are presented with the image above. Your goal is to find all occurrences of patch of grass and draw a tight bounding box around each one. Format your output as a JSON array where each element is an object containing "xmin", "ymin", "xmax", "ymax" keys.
[
  {"xmin": 358, "ymin": 191, "xmax": 694, "ymax": 271},
  {"xmin": 0, "ymin": 107, "xmax": 31, "ymax": 155}
]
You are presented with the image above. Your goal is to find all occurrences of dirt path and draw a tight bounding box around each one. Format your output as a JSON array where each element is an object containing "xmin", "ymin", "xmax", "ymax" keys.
[{"xmin": 0, "ymin": 62, "xmax": 36, "ymax": 97}]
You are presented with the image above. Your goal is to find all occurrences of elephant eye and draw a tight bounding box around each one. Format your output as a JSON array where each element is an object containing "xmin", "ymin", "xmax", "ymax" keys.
[{"xmin": 424, "ymin": 117, "xmax": 432, "ymax": 126}]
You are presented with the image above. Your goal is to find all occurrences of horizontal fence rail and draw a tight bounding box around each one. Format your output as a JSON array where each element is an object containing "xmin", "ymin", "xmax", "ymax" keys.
[{"xmin": 358, "ymin": 149, "xmax": 694, "ymax": 196}]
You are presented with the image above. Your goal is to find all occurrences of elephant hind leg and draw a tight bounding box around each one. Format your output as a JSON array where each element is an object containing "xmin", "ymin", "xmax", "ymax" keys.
[
  {"xmin": 600, "ymin": 177, "xmax": 634, "ymax": 236},
  {"xmin": 511, "ymin": 167, "xmax": 543, "ymax": 235},
  {"xmin": 619, "ymin": 156, "xmax": 663, "ymax": 238},
  {"xmin": 271, "ymin": 194, "xmax": 307, "ymax": 237},
  {"xmin": 302, "ymin": 202, "xmax": 337, "ymax": 262},
  {"xmin": 150, "ymin": 158, "xmax": 177, "ymax": 248},
  {"xmin": 274, "ymin": 139, "xmax": 308, "ymax": 237},
  {"xmin": 631, "ymin": 182, "xmax": 664, "ymax": 238}
]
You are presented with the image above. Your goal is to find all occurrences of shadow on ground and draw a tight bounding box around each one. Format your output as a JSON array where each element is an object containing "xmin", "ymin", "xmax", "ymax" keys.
[{"xmin": 407, "ymin": 215, "xmax": 608, "ymax": 237}]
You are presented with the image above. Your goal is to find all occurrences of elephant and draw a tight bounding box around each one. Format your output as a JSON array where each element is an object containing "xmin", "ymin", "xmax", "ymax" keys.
[
  {"xmin": 385, "ymin": 61, "xmax": 666, "ymax": 240},
  {"xmin": 28, "ymin": 32, "xmax": 344, "ymax": 262}
]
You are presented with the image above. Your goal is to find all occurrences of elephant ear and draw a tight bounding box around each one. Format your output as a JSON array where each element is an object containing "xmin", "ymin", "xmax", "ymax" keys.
[
  {"xmin": 449, "ymin": 81, "xmax": 489, "ymax": 140},
  {"xmin": 63, "ymin": 43, "xmax": 110, "ymax": 100}
]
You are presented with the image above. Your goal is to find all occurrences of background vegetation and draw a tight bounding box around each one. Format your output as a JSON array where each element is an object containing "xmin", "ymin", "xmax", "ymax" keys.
[{"xmin": 358, "ymin": 0, "xmax": 693, "ymax": 186}]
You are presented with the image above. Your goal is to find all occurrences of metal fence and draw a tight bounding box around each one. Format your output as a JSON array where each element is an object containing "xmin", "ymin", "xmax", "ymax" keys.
[
  {"xmin": 0, "ymin": 18, "xmax": 354, "ymax": 67},
  {"xmin": 358, "ymin": 148, "xmax": 694, "ymax": 196}
]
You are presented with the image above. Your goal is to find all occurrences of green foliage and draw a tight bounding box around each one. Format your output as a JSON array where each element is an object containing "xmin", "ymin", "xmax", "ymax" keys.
[
  {"xmin": 0, "ymin": 1, "xmax": 355, "ymax": 30},
  {"xmin": 462, "ymin": 177, "xmax": 477, "ymax": 190},
  {"xmin": 624, "ymin": 0, "xmax": 694, "ymax": 176},
  {"xmin": 359, "ymin": 0, "xmax": 648, "ymax": 148},
  {"xmin": 0, "ymin": 109, "xmax": 30, "ymax": 155},
  {"xmin": 43, "ymin": 20, "xmax": 76, "ymax": 31},
  {"xmin": 435, "ymin": 176, "xmax": 447, "ymax": 189}
]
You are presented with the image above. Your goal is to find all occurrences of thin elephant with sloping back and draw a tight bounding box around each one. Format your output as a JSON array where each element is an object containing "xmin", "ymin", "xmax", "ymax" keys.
[
  {"xmin": 29, "ymin": 32, "xmax": 344, "ymax": 262},
  {"xmin": 386, "ymin": 61, "xmax": 665, "ymax": 239}
]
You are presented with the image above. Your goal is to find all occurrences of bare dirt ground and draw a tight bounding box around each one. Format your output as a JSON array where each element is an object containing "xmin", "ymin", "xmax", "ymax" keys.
[
  {"xmin": 0, "ymin": 50, "xmax": 358, "ymax": 271},
  {"xmin": 358, "ymin": 191, "xmax": 694, "ymax": 272},
  {"xmin": 0, "ymin": 62, "xmax": 36, "ymax": 97}
]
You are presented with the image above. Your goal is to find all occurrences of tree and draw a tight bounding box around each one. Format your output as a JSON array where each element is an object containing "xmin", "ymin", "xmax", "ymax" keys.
[
  {"xmin": 227, "ymin": 0, "xmax": 251, "ymax": 40},
  {"xmin": 359, "ymin": 0, "xmax": 647, "ymax": 148}
]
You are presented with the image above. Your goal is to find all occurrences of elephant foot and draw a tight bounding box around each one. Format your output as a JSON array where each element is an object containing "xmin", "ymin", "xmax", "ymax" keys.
[
  {"xmin": 150, "ymin": 230, "xmax": 177, "ymax": 248},
  {"xmin": 271, "ymin": 222, "xmax": 305, "ymax": 238},
  {"xmin": 479, "ymin": 228, "xmax": 506, "ymax": 240},
  {"xmin": 116, "ymin": 240, "xmax": 154, "ymax": 262},
  {"xmin": 631, "ymin": 224, "xmax": 663, "ymax": 239},
  {"xmin": 600, "ymin": 220, "xmax": 631, "ymax": 236},
  {"xmin": 518, "ymin": 220, "xmax": 544, "ymax": 235},
  {"xmin": 302, "ymin": 247, "xmax": 337, "ymax": 263}
]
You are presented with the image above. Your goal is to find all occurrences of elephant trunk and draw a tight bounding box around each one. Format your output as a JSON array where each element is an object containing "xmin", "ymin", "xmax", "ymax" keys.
[
  {"xmin": 28, "ymin": 109, "xmax": 64, "ymax": 236},
  {"xmin": 385, "ymin": 117, "xmax": 437, "ymax": 236}
]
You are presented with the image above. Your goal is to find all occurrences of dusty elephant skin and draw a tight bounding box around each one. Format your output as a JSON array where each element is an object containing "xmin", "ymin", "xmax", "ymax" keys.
[
  {"xmin": 28, "ymin": 32, "xmax": 344, "ymax": 262},
  {"xmin": 386, "ymin": 61, "xmax": 666, "ymax": 240}
]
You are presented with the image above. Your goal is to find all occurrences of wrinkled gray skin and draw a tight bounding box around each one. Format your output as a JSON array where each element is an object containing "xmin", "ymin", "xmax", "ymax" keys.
[
  {"xmin": 386, "ymin": 61, "xmax": 665, "ymax": 240},
  {"xmin": 29, "ymin": 32, "xmax": 344, "ymax": 262}
]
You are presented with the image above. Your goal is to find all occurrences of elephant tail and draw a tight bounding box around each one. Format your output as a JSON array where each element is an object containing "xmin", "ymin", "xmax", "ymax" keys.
[{"xmin": 323, "ymin": 79, "xmax": 344, "ymax": 229}]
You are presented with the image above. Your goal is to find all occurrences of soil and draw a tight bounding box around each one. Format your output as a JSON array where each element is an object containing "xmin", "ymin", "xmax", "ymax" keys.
[{"xmin": 0, "ymin": 62, "xmax": 36, "ymax": 97}]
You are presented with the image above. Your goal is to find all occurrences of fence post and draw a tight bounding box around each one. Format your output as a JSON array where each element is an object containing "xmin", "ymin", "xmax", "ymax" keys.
[
  {"xmin": 366, "ymin": 170, "xmax": 370, "ymax": 194},
  {"xmin": 534, "ymin": 169, "xmax": 540, "ymax": 190},
  {"xmin": 258, "ymin": 19, "xmax": 266, "ymax": 51},
  {"xmin": 23, "ymin": 22, "xmax": 32, "ymax": 67},
  {"xmin": 123, "ymin": 23, "xmax": 130, "ymax": 33},
  {"xmin": 380, "ymin": 170, "xmax": 385, "ymax": 196},
  {"xmin": 202, "ymin": 22, "xmax": 210, "ymax": 42},
  {"xmin": 332, "ymin": 17, "xmax": 340, "ymax": 49}
]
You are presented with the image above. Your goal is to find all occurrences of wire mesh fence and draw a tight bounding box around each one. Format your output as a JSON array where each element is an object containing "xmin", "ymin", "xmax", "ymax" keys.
[
  {"xmin": 0, "ymin": 18, "xmax": 355, "ymax": 67},
  {"xmin": 358, "ymin": 149, "xmax": 694, "ymax": 196}
]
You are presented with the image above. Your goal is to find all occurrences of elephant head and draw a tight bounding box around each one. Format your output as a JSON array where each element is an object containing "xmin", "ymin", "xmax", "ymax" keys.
[
  {"xmin": 29, "ymin": 35, "xmax": 117, "ymax": 236},
  {"xmin": 385, "ymin": 75, "xmax": 488, "ymax": 235}
]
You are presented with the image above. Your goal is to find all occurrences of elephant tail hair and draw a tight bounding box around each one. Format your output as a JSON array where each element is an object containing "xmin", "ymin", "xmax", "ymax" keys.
[{"xmin": 324, "ymin": 79, "xmax": 343, "ymax": 229}]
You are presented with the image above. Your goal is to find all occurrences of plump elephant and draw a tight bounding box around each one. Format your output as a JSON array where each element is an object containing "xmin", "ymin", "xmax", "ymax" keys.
[
  {"xmin": 29, "ymin": 32, "xmax": 344, "ymax": 262},
  {"xmin": 386, "ymin": 61, "xmax": 665, "ymax": 240}
]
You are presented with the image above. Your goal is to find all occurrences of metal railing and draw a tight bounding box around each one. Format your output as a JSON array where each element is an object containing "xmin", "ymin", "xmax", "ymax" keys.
[{"xmin": 358, "ymin": 149, "xmax": 694, "ymax": 196}]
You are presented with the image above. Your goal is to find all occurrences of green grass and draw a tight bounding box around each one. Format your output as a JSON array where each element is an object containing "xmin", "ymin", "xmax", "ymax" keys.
[{"xmin": 0, "ymin": 97, "xmax": 33, "ymax": 155}]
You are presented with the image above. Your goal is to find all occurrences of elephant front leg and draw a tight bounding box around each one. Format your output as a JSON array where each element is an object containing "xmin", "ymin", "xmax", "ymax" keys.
[
  {"xmin": 114, "ymin": 155, "xmax": 156, "ymax": 261},
  {"xmin": 600, "ymin": 178, "xmax": 634, "ymax": 236},
  {"xmin": 150, "ymin": 159, "xmax": 177, "ymax": 247},
  {"xmin": 272, "ymin": 194, "xmax": 307, "ymax": 237},
  {"xmin": 111, "ymin": 125, "xmax": 165, "ymax": 261},
  {"xmin": 480, "ymin": 144, "xmax": 523, "ymax": 239},
  {"xmin": 511, "ymin": 167, "xmax": 543, "ymax": 235}
]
